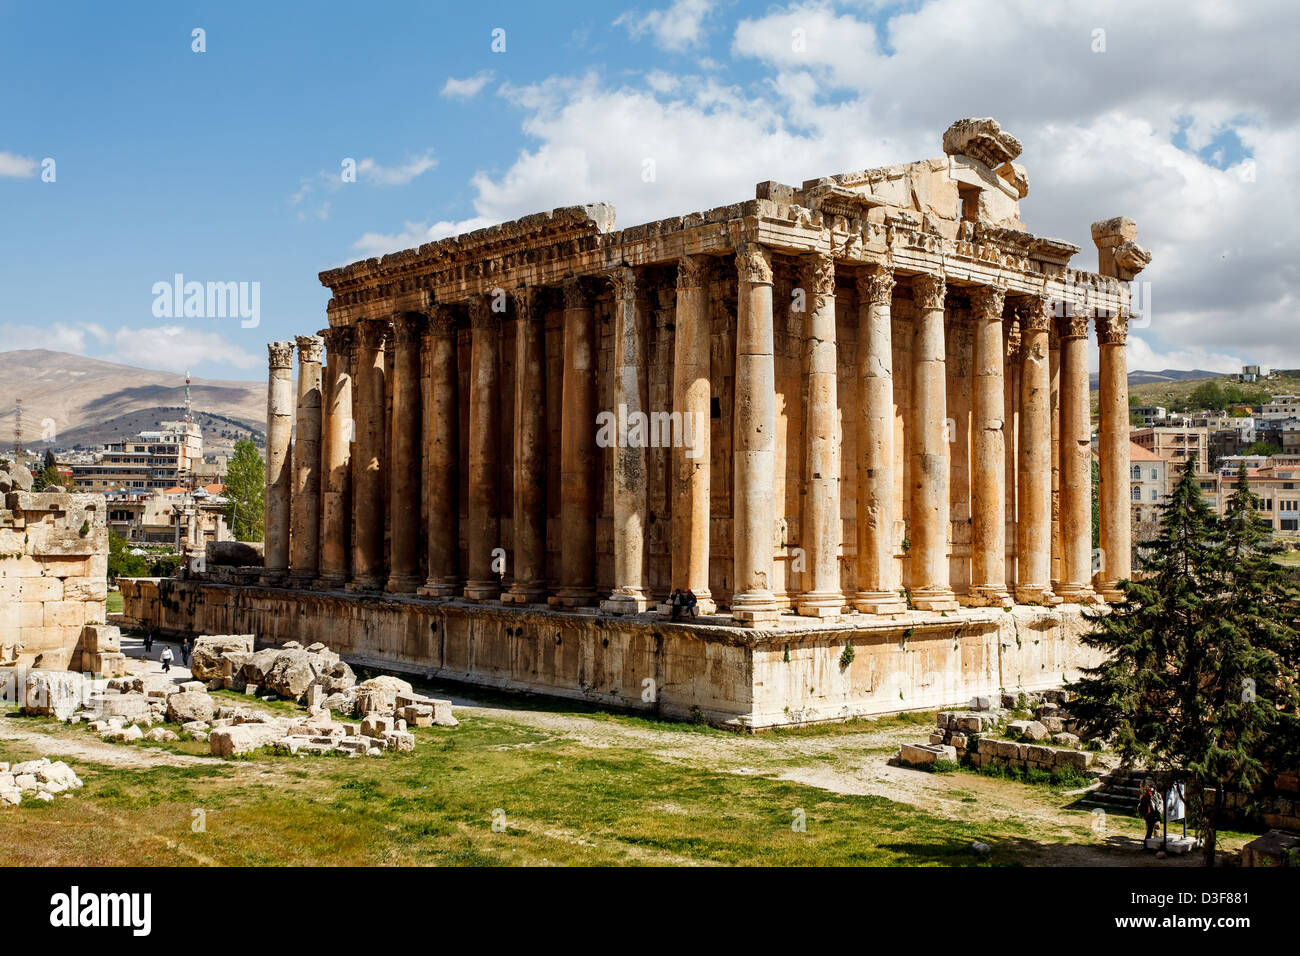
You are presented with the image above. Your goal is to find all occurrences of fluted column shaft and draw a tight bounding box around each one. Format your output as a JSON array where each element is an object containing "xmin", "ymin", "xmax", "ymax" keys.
[
  {"xmin": 1058, "ymin": 313, "xmax": 1095, "ymax": 601},
  {"xmin": 550, "ymin": 279, "xmax": 598, "ymax": 607},
  {"xmin": 602, "ymin": 267, "xmax": 651, "ymax": 613},
  {"xmin": 1015, "ymin": 298, "xmax": 1057, "ymax": 604},
  {"xmin": 318, "ymin": 326, "xmax": 353, "ymax": 587},
  {"xmin": 854, "ymin": 266, "xmax": 905, "ymax": 614},
  {"xmin": 731, "ymin": 242, "xmax": 779, "ymax": 623},
  {"xmin": 968, "ymin": 286, "xmax": 1011, "ymax": 605},
  {"xmin": 797, "ymin": 253, "xmax": 842, "ymax": 618},
  {"xmin": 463, "ymin": 297, "xmax": 502, "ymax": 601},
  {"xmin": 262, "ymin": 341, "xmax": 294, "ymax": 583},
  {"xmin": 386, "ymin": 313, "xmax": 425, "ymax": 592},
  {"xmin": 290, "ymin": 334, "xmax": 325, "ymax": 584},
  {"xmin": 671, "ymin": 257, "xmax": 714, "ymax": 612},
  {"xmin": 418, "ymin": 309, "xmax": 461, "ymax": 597},
  {"xmin": 505, "ymin": 290, "xmax": 548, "ymax": 604},
  {"xmin": 1096, "ymin": 310, "xmax": 1132, "ymax": 599},
  {"xmin": 347, "ymin": 319, "xmax": 388, "ymax": 591},
  {"xmin": 908, "ymin": 274, "xmax": 958, "ymax": 611}
]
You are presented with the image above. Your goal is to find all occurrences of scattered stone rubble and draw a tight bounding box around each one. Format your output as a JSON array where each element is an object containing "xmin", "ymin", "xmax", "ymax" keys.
[
  {"xmin": 897, "ymin": 689, "xmax": 1097, "ymax": 774},
  {"xmin": 15, "ymin": 634, "xmax": 461, "ymax": 761},
  {"xmin": 0, "ymin": 758, "xmax": 84, "ymax": 806}
]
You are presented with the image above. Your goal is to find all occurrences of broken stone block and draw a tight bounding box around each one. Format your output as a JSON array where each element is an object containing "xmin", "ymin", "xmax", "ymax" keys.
[
  {"xmin": 143, "ymin": 728, "xmax": 179, "ymax": 742},
  {"xmin": 354, "ymin": 676, "xmax": 413, "ymax": 715},
  {"xmin": 23, "ymin": 670, "xmax": 88, "ymax": 721},
  {"xmin": 1052, "ymin": 732, "xmax": 1081, "ymax": 749},
  {"xmin": 361, "ymin": 713, "xmax": 395, "ymax": 738},
  {"xmin": 428, "ymin": 699, "xmax": 458, "ymax": 727},
  {"xmin": 1007, "ymin": 719, "xmax": 1048, "ymax": 741},
  {"xmin": 380, "ymin": 730, "xmax": 415, "ymax": 752},
  {"xmin": 400, "ymin": 704, "xmax": 434, "ymax": 727},
  {"xmin": 898, "ymin": 743, "xmax": 957, "ymax": 767},
  {"xmin": 1054, "ymin": 749, "xmax": 1092, "ymax": 772},
  {"xmin": 166, "ymin": 691, "xmax": 215, "ymax": 725},
  {"xmin": 189, "ymin": 634, "xmax": 255, "ymax": 681}
]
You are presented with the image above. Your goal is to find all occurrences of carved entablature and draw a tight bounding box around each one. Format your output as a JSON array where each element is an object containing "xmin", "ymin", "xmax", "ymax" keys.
[
  {"xmin": 1029, "ymin": 236, "xmax": 1081, "ymax": 266},
  {"xmin": 856, "ymin": 264, "xmax": 895, "ymax": 306},
  {"xmin": 1095, "ymin": 310, "xmax": 1129, "ymax": 346},
  {"xmin": 268, "ymin": 341, "xmax": 294, "ymax": 369},
  {"xmin": 969, "ymin": 285, "xmax": 1007, "ymax": 322},
  {"xmin": 803, "ymin": 180, "xmax": 888, "ymax": 220},
  {"xmin": 736, "ymin": 242, "xmax": 773, "ymax": 285},
  {"xmin": 294, "ymin": 334, "xmax": 325, "ymax": 364},
  {"xmin": 911, "ymin": 273, "xmax": 946, "ymax": 311},
  {"xmin": 942, "ymin": 117, "xmax": 1023, "ymax": 170},
  {"xmin": 355, "ymin": 318, "xmax": 391, "ymax": 350}
]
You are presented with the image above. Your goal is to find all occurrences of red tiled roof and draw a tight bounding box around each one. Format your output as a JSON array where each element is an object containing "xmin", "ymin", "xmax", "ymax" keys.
[{"xmin": 1129, "ymin": 441, "xmax": 1163, "ymax": 462}]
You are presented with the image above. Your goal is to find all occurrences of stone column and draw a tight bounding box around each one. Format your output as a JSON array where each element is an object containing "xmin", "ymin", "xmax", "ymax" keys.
[
  {"xmin": 796, "ymin": 253, "xmax": 843, "ymax": 618},
  {"xmin": 731, "ymin": 242, "xmax": 779, "ymax": 624},
  {"xmin": 1049, "ymin": 330, "xmax": 1062, "ymax": 589},
  {"xmin": 1002, "ymin": 317, "xmax": 1021, "ymax": 592},
  {"xmin": 967, "ymin": 286, "xmax": 1011, "ymax": 606},
  {"xmin": 289, "ymin": 334, "xmax": 325, "ymax": 585},
  {"xmin": 1095, "ymin": 309, "xmax": 1132, "ymax": 599},
  {"xmin": 386, "ymin": 313, "xmax": 425, "ymax": 593},
  {"xmin": 262, "ymin": 341, "xmax": 294, "ymax": 584},
  {"xmin": 1057, "ymin": 312, "xmax": 1096, "ymax": 602},
  {"xmin": 463, "ymin": 297, "xmax": 502, "ymax": 601},
  {"xmin": 853, "ymin": 265, "xmax": 905, "ymax": 614},
  {"xmin": 318, "ymin": 326, "xmax": 353, "ymax": 588},
  {"xmin": 908, "ymin": 274, "xmax": 958, "ymax": 611},
  {"xmin": 550, "ymin": 278, "xmax": 598, "ymax": 607},
  {"xmin": 347, "ymin": 318, "xmax": 389, "ymax": 591},
  {"xmin": 505, "ymin": 289, "xmax": 548, "ymax": 604},
  {"xmin": 671, "ymin": 256, "xmax": 714, "ymax": 613},
  {"xmin": 1014, "ymin": 298, "xmax": 1058, "ymax": 604},
  {"xmin": 602, "ymin": 267, "xmax": 651, "ymax": 613},
  {"xmin": 418, "ymin": 308, "xmax": 461, "ymax": 597}
]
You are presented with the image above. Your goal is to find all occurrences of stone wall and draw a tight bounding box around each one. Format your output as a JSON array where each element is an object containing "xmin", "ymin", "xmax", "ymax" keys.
[
  {"xmin": 0, "ymin": 491, "xmax": 108, "ymax": 670},
  {"xmin": 121, "ymin": 578, "xmax": 1102, "ymax": 729}
]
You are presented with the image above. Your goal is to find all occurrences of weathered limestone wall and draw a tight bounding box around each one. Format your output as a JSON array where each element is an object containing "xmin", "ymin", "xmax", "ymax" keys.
[
  {"xmin": 121, "ymin": 579, "xmax": 1102, "ymax": 729},
  {"xmin": 0, "ymin": 492, "xmax": 107, "ymax": 670}
]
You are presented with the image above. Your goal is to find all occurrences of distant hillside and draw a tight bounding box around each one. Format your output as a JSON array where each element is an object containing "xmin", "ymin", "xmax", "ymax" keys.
[
  {"xmin": 1089, "ymin": 368, "xmax": 1223, "ymax": 390},
  {"xmin": 0, "ymin": 350, "xmax": 265, "ymax": 454}
]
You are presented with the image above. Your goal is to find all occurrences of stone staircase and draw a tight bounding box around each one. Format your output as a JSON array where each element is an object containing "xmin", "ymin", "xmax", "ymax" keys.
[{"xmin": 1079, "ymin": 767, "xmax": 1147, "ymax": 812}]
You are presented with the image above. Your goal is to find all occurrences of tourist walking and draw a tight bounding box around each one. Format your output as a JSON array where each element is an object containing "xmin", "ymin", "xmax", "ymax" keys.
[
  {"xmin": 1138, "ymin": 784, "xmax": 1163, "ymax": 841},
  {"xmin": 668, "ymin": 589, "xmax": 682, "ymax": 621},
  {"xmin": 144, "ymin": 629, "xmax": 154, "ymax": 655},
  {"xmin": 160, "ymin": 645, "xmax": 173, "ymax": 674},
  {"xmin": 685, "ymin": 589, "xmax": 698, "ymax": 618},
  {"xmin": 180, "ymin": 636, "xmax": 191, "ymax": 667}
]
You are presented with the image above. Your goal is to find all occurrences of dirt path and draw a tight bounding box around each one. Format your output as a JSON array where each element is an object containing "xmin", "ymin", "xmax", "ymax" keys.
[{"xmin": 0, "ymin": 716, "xmax": 215, "ymax": 769}]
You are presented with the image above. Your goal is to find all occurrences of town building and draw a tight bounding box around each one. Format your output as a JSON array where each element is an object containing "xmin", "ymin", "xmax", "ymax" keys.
[
  {"xmin": 69, "ymin": 421, "xmax": 203, "ymax": 493},
  {"xmin": 1129, "ymin": 441, "xmax": 1169, "ymax": 542}
]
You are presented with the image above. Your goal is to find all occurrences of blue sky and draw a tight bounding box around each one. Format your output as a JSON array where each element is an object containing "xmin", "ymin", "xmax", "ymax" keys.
[{"xmin": 2, "ymin": 0, "xmax": 1296, "ymax": 379}]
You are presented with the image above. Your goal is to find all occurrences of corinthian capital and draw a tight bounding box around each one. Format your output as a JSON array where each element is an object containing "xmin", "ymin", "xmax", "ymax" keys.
[
  {"xmin": 355, "ymin": 318, "xmax": 391, "ymax": 350},
  {"xmin": 856, "ymin": 264, "xmax": 895, "ymax": 306},
  {"xmin": 912, "ymin": 273, "xmax": 946, "ymax": 311},
  {"xmin": 391, "ymin": 312, "xmax": 427, "ymax": 343},
  {"xmin": 294, "ymin": 334, "xmax": 325, "ymax": 364},
  {"xmin": 562, "ymin": 276, "xmax": 590, "ymax": 311},
  {"xmin": 426, "ymin": 304, "xmax": 459, "ymax": 338},
  {"xmin": 802, "ymin": 253, "xmax": 835, "ymax": 297},
  {"xmin": 735, "ymin": 242, "xmax": 772, "ymax": 285},
  {"xmin": 268, "ymin": 341, "xmax": 294, "ymax": 369},
  {"xmin": 677, "ymin": 255, "xmax": 708, "ymax": 290},
  {"xmin": 1014, "ymin": 295, "xmax": 1053, "ymax": 333},
  {"xmin": 320, "ymin": 325, "xmax": 355, "ymax": 356},
  {"xmin": 969, "ymin": 285, "xmax": 1006, "ymax": 323},
  {"xmin": 606, "ymin": 265, "xmax": 637, "ymax": 301},
  {"xmin": 1095, "ymin": 309, "xmax": 1129, "ymax": 346},
  {"xmin": 1057, "ymin": 312, "xmax": 1090, "ymax": 340},
  {"xmin": 510, "ymin": 287, "xmax": 539, "ymax": 322},
  {"xmin": 468, "ymin": 295, "xmax": 501, "ymax": 331}
]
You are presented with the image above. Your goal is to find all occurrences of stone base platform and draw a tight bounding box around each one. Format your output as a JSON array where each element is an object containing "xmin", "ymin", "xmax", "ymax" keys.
[{"xmin": 119, "ymin": 578, "xmax": 1104, "ymax": 731}]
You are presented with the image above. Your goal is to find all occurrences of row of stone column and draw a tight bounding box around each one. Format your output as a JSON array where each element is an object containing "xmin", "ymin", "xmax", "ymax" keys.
[{"xmin": 262, "ymin": 251, "xmax": 1131, "ymax": 617}]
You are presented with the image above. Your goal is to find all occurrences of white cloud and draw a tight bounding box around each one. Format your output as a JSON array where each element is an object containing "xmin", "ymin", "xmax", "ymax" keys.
[
  {"xmin": 0, "ymin": 151, "xmax": 38, "ymax": 178},
  {"xmin": 616, "ymin": 0, "xmax": 717, "ymax": 52},
  {"xmin": 0, "ymin": 322, "xmax": 259, "ymax": 372},
  {"xmin": 348, "ymin": 0, "xmax": 1300, "ymax": 369},
  {"xmin": 350, "ymin": 216, "xmax": 499, "ymax": 258},
  {"xmin": 441, "ymin": 71, "xmax": 495, "ymax": 100},
  {"xmin": 357, "ymin": 150, "xmax": 437, "ymax": 186}
]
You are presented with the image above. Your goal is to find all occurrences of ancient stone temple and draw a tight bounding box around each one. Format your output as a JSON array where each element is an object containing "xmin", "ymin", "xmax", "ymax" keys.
[{"xmin": 125, "ymin": 118, "xmax": 1152, "ymax": 728}]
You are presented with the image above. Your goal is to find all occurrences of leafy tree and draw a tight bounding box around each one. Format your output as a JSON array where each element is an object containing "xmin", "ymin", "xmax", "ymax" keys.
[
  {"xmin": 224, "ymin": 437, "xmax": 265, "ymax": 542},
  {"xmin": 31, "ymin": 450, "xmax": 59, "ymax": 491},
  {"xmin": 1243, "ymin": 440, "xmax": 1281, "ymax": 457},
  {"xmin": 107, "ymin": 530, "xmax": 150, "ymax": 581},
  {"xmin": 1072, "ymin": 457, "xmax": 1300, "ymax": 866}
]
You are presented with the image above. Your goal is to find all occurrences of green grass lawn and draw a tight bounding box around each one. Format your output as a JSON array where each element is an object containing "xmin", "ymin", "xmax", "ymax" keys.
[{"xmin": 106, "ymin": 590, "xmax": 124, "ymax": 614}]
